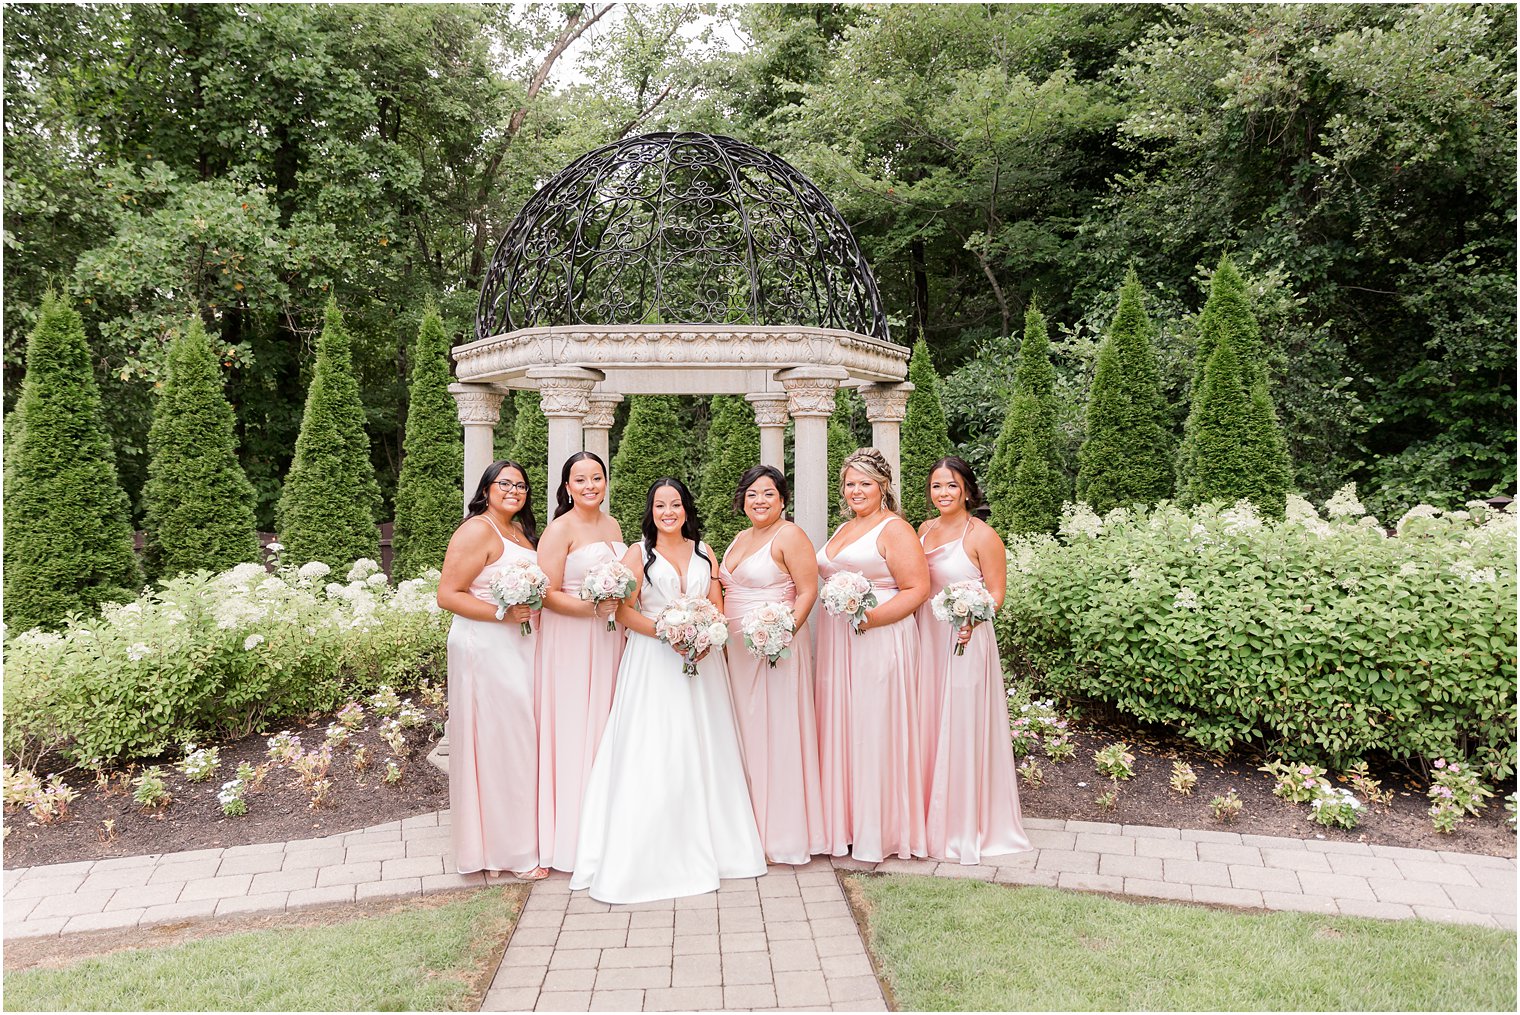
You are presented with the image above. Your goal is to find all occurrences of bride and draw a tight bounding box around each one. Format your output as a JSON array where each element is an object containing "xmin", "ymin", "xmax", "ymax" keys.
[{"xmin": 569, "ymin": 477, "xmax": 767, "ymax": 903}]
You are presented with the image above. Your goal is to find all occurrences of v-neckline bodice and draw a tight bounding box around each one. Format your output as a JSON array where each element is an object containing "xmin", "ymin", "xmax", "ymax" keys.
[
  {"xmin": 723, "ymin": 528, "xmax": 782, "ymax": 578},
  {"xmin": 823, "ymin": 515, "xmax": 892, "ymax": 563}
]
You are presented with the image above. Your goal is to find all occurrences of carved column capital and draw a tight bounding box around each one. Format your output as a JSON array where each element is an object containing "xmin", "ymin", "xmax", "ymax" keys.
[
  {"xmin": 744, "ymin": 392, "xmax": 790, "ymax": 428},
  {"xmin": 448, "ymin": 383, "xmax": 505, "ymax": 426},
  {"xmin": 858, "ymin": 382, "xmax": 914, "ymax": 424},
  {"xmin": 527, "ymin": 366, "xmax": 604, "ymax": 418},
  {"xmin": 583, "ymin": 393, "xmax": 623, "ymax": 431},
  {"xmin": 776, "ymin": 366, "xmax": 848, "ymax": 418}
]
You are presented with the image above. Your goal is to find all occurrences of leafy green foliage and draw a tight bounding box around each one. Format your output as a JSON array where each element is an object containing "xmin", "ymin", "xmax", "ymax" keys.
[
  {"xmin": 508, "ymin": 390, "xmax": 548, "ymax": 506},
  {"xmin": 1075, "ymin": 271, "xmax": 1174, "ymax": 514},
  {"xmin": 899, "ymin": 340, "xmax": 952, "ymax": 523},
  {"xmin": 2, "ymin": 294, "xmax": 141, "ymax": 630},
  {"xmin": 827, "ymin": 388, "xmax": 863, "ymax": 528},
  {"xmin": 391, "ymin": 308, "xmax": 464, "ymax": 578},
  {"xmin": 998, "ymin": 497, "xmax": 1518, "ymax": 782},
  {"xmin": 988, "ymin": 301, "xmax": 1069, "ymax": 534},
  {"xmin": 276, "ymin": 300, "xmax": 380, "ymax": 568},
  {"xmin": 696, "ymin": 396, "xmax": 761, "ymax": 554},
  {"xmin": 609, "ymin": 396, "xmax": 687, "ymax": 540},
  {"xmin": 142, "ymin": 318, "xmax": 261, "ymax": 581}
]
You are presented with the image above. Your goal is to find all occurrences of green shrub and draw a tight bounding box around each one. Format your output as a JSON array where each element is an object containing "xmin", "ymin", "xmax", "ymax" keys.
[
  {"xmin": 997, "ymin": 493, "xmax": 1517, "ymax": 782},
  {"xmin": 828, "ymin": 388, "xmax": 862, "ymax": 529},
  {"xmin": 609, "ymin": 395, "xmax": 687, "ymax": 540},
  {"xmin": 391, "ymin": 308, "xmax": 464, "ymax": 578},
  {"xmin": 508, "ymin": 389, "xmax": 546, "ymax": 502},
  {"xmin": 2, "ymin": 559, "xmax": 449, "ymax": 769},
  {"xmin": 142, "ymin": 318, "xmax": 261, "ymax": 581},
  {"xmin": 696, "ymin": 395, "xmax": 760, "ymax": 554},
  {"xmin": 1076, "ymin": 271, "xmax": 1174, "ymax": 515},
  {"xmin": 988, "ymin": 301, "xmax": 1069, "ymax": 535},
  {"xmin": 276, "ymin": 300, "xmax": 381, "ymax": 568},
  {"xmin": 900, "ymin": 339, "xmax": 953, "ymax": 524},
  {"xmin": 2, "ymin": 293, "xmax": 141, "ymax": 630}
]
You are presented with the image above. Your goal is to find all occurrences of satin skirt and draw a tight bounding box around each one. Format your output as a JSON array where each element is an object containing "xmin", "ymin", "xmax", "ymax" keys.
[{"xmin": 447, "ymin": 614, "xmax": 539, "ymax": 874}]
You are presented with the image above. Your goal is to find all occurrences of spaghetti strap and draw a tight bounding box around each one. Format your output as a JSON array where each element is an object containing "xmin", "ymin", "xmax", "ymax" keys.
[
  {"xmin": 958, "ymin": 517, "xmax": 973, "ymax": 543},
  {"xmin": 481, "ymin": 515, "xmax": 510, "ymax": 545}
]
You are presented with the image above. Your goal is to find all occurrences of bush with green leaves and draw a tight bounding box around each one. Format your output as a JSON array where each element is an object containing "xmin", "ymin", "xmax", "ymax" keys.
[
  {"xmin": 276, "ymin": 300, "xmax": 382, "ymax": 568},
  {"xmin": 391, "ymin": 308, "xmax": 465, "ymax": 578},
  {"xmin": 696, "ymin": 395, "xmax": 760, "ymax": 554},
  {"xmin": 2, "ymin": 558, "xmax": 449, "ymax": 770},
  {"xmin": 988, "ymin": 301, "xmax": 1069, "ymax": 535},
  {"xmin": 827, "ymin": 388, "xmax": 862, "ymax": 529},
  {"xmin": 997, "ymin": 487, "xmax": 1517, "ymax": 783},
  {"xmin": 609, "ymin": 395, "xmax": 687, "ymax": 540},
  {"xmin": 142, "ymin": 318, "xmax": 261, "ymax": 581},
  {"xmin": 3, "ymin": 293, "xmax": 141, "ymax": 630},
  {"xmin": 508, "ymin": 389, "xmax": 547, "ymax": 504},
  {"xmin": 899, "ymin": 339, "xmax": 953, "ymax": 524}
]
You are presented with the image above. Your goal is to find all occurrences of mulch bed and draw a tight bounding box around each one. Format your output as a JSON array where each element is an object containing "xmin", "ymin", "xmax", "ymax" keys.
[{"xmin": 4, "ymin": 698, "xmax": 1513, "ymax": 870}]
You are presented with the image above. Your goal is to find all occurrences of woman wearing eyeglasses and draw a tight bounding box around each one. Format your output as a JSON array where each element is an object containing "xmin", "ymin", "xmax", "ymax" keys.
[{"xmin": 437, "ymin": 460, "xmax": 548, "ymax": 881}]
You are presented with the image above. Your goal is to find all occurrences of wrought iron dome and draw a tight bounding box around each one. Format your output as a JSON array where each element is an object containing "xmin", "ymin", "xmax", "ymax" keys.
[{"xmin": 475, "ymin": 132, "xmax": 891, "ymax": 343}]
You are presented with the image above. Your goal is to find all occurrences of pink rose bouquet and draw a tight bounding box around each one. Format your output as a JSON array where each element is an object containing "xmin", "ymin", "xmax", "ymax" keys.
[
  {"xmin": 820, "ymin": 571, "xmax": 877, "ymax": 634},
  {"xmin": 578, "ymin": 559, "xmax": 637, "ymax": 630},
  {"xmin": 488, "ymin": 560, "xmax": 550, "ymax": 636},
  {"xmin": 655, "ymin": 595, "xmax": 730, "ymax": 677},
  {"xmin": 740, "ymin": 602, "xmax": 796, "ymax": 668},
  {"xmin": 930, "ymin": 579, "xmax": 997, "ymax": 655}
]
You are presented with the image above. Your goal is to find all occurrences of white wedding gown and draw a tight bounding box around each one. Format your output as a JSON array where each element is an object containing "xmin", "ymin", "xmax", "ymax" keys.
[{"xmin": 569, "ymin": 542, "xmax": 767, "ymax": 903}]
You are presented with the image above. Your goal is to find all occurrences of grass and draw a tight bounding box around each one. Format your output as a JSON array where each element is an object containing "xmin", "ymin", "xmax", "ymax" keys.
[
  {"xmin": 847, "ymin": 874, "xmax": 1517, "ymax": 1012},
  {"xmin": 2, "ymin": 887, "xmax": 523, "ymax": 1012}
]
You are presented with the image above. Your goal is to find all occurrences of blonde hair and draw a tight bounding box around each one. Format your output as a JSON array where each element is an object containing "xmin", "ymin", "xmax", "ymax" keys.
[{"xmin": 838, "ymin": 447, "xmax": 899, "ymax": 516}]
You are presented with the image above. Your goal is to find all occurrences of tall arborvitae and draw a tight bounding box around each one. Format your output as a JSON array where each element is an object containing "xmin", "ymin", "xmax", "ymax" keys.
[
  {"xmin": 508, "ymin": 389, "xmax": 547, "ymax": 503},
  {"xmin": 3, "ymin": 293, "xmax": 141, "ymax": 629},
  {"xmin": 142, "ymin": 317, "xmax": 260, "ymax": 580},
  {"xmin": 391, "ymin": 307, "xmax": 464, "ymax": 578},
  {"xmin": 609, "ymin": 395, "xmax": 687, "ymax": 540},
  {"xmin": 1076, "ymin": 271, "xmax": 1175, "ymax": 514},
  {"xmin": 276, "ymin": 299, "xmax": 381, "ymax": 568},
  {"xmin": 827, "ymin": 388, "xmax": 858, "ymax": 529},
  {"xmin": 988, "ymin": 300, "xmax": 1069, "ymax": 535},
  {"xmin": 696, "ymin": 395, "xmax": 761, "ymax": 555},
  {"xmin": 1189, "ymin": 330, "xmax": 1292, "ymax": 516},
  {"xmin": 899, "ymin": 339, "xmax": 953, "ymax": 524}
]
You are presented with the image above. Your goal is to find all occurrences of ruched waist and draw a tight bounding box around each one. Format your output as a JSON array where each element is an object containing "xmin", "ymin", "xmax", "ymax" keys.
[{"xmin": 722, "ymin": 587, "xmax": 796, "ymax": 619}]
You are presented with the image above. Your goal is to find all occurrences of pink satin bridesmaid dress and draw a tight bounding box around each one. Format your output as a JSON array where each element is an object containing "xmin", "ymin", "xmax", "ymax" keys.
[
  {"xmin": 535, "ymin": 539, "xmax": 626, "ymax": 872},
  {"xmin": 720, "ymin": 531, "xmax": 827, "ymax": 865},
  {"xmin": 446, "ymin": 520, "xmax": 540, "ymax": 875},
  {"xmin": 814, "ymin": 517, "xmax": 927, "ymax": 862},
  {"xmin": 916, "ymin": 519, "xmax": 1031, "ymax": 864}
]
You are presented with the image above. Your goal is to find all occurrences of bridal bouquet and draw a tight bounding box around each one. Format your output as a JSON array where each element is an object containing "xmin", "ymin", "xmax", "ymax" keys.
[
  {"xmin": 740, "ymin": 602, "xmax": 796, "ymax": 668},
  {"xmin": 930, "ymin": 579, "xmax": 997, "ymax": 655},
  {"xmin": 488, "ymin": 560, "xmax": 550, "ymax": 636},
  {"xmin": 655, "ymin": 595, "xmax": 729, "ymax": 677},
  {"xmin": 578, "ymin": 560, "xmax": 637, "ymax": 630},
  {"xmin": 820, "ymin": 571, "xmax": 877, "ymax": 634}
]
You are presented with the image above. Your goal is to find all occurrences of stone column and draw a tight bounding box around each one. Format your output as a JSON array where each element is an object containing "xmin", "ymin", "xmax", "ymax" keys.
[
  {"xmin": 745, "ymin": 392, "xmax": 790, "ymax": 470},
  {"xmin": 778, "ymin": 367, "xmax": 848, "ymax": 547},
  {"xmin": 528, "ymin": 367, "xmax": 603, "ymax": 511},
  {"xmin": 583, "ymin": 393, "xmax": 623, "ymax": 514},
  {"xmin": 859, "ymin": 382, "xmax": 913, "ymax": 501},
  {"xmin": 449, "ymin": 383, "xmax": 505, "ymax": 515}
]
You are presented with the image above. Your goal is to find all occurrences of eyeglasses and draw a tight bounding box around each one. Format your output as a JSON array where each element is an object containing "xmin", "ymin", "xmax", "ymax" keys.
[{"xmin": 493, "ymin": 480, "xmax": 528, "ymax": 494}]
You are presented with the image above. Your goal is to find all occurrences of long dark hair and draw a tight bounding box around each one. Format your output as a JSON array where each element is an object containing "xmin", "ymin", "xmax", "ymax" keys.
[
  {"xmin": 465, "ymin": 460, "xmax": 539, "ymax": 547},
  {"xmin": 553, "ymin": 450, "xmax": 609, "ymax": 519},
  {"xmin": 926, "ymin": 455, "xmax": 983, "ymax": 514},
  {"xmin": 640, "ymin": 477, "xmax": 711, "ymax": 575},
  {"xmin": 731, "ymin": 465, "xmax": 790, "ymax": 514}
]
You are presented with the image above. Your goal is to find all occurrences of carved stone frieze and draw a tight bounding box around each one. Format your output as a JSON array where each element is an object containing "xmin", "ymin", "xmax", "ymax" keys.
[{"xmin": 781, "ymin": 378, "xmax": 840, "ymax": 417}]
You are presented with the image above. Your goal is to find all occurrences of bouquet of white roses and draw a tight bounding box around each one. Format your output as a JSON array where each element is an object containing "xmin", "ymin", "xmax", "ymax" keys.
[
  {"xmin": 578, "ymin": 560, "xmax": 637, "ymax": 630},
  {"xmin": 740, "ymin": 602, "xmax": 796, "ymax": 668},
  {"xmin": 930, "ymin": 579, "xmax": 997, "ymax": 655},
  {"xmin": 655, "ymin": 595, "xmax": 730, "ymax": 677},
  {"xmin": 821, "ymin": 571, "xmax": 878, "ymax": 634},
  {"xmin": 488, "ymin": 560, "xmax": 550, "ymax": 636}
]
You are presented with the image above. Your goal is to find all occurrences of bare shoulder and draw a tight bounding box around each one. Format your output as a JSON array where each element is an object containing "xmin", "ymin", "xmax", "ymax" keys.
[
  {"xmin": 777, "ymin": 520, "xmax": 815, "ymax": 554},
  {"xmin": 966, "ymin": 517, "xmax": 1006, "ymax": 554},
  {"xmin": 619, "ymin": 543, "xmax": 645, "ymax": 575}
]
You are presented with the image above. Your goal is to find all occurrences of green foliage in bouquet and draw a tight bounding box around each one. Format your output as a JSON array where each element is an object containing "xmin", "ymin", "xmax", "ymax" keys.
[
  {"xmin": 697, "ymin": 395, "xmax": 761, "ymax": 555},
  {"xmin": 988, "ymin": 300, "xmax": 1068, "ymax": 535},
  {"xmin": 391, "ymin": 307, "xmax": 465, "ymax": 578},
  {"xmin": 900, "ymin": 339, "xmax": 953, "ymax": 524},
  {"xmin": 610, "ymin": 395, "xmax": 687, "ymax": 540}
]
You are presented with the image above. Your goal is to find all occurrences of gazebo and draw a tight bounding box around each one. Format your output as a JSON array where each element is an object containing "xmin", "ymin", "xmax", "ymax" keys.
[{"xmin": 448, "ymin": 132, "xmax": 911, "ymax": 546}]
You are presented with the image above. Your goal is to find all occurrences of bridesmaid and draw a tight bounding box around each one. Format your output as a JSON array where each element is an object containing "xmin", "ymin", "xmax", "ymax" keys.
[
  {"xmin": 916, "ymin": 457, "xmax": 1031, "ymax": 864},
  {"xmin": 814, "ymin": 447, "xmax": 931, "ymax": 862},
  {"xmin": 534, "ymin": 451, "xmax": 627, "ymax": 872},
  {"xmin": 436, "ymin": 460, "xmax": 547, "ymax": 881},
  {"xmin": 718, "ymin": 466, "xmax": 827, "ymax": 865}
]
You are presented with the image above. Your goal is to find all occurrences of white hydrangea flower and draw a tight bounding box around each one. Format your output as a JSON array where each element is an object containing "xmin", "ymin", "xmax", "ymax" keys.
[
  {"xmin": 1059, "ymin": 503, "xmax": 1103, "ymax": 540},
  {"xmin": 1324, "ymin": 483, "xmax": 1367, "ymax": 519},
  {"xmin": 266, "ymin": 542, "xmax": 284, "ymax": 553},
  {"xmin": 1173, "ymin": 587, "xmax": 1199, "ymax": 611},
  {"xmin": 244, "ymin": 634, "xmax": 265, "ymax": 650},
  {"xmin": 1398, "ymin": 562, "xmax": 1419, "ymax": 577},
  {"xmin": 1466, "ymin": 567, "xmax": 1497, "ymax": 585},
  {"xmin": 1357, "ymin": 516, "xmax": 1387, "ymax": 537},
  {"xmin": 1396, "ymin": 504, "xmax": 1441, "ymax": 537},
  {"xmin": 1221, "ymin": 499, "xmax": 1262, "ymax": 533},
  {"xmin": 422, "ymin": 568, "xmax": 443, "ymax": 581},
  {"xmin": 348, "ymin": 558, "xmax": 381, "ymax": 582},
  {"xmin": 365, "ymin": 572, "xmax": 389, "ymax": 588},
  {"xmin": 298, "ymin": 561, "xmax": 331, "ymax": 580},
  {"xmin": 127, "ymin": 642, "xmax": 151, "ymax": 661}
]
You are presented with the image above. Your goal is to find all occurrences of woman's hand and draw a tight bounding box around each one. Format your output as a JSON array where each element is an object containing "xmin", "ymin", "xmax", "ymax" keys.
[
  {"xmin": 504, "ymin": 604, "xmax": 532, "ymax": 626},
  {"xmin": 956, "ymin": 622, "xmax": 975, "ymax": 648},
  {"xmin": 592, "ymin": 598, "xmax": 617, "ymax": 621}
]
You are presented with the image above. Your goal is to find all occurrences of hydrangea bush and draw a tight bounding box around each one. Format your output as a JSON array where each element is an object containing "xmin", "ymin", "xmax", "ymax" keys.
[
  {"xmin": 3, "ymin": 558, "xmax": 448, "ymax": 769},
  {"xmin": 998, "ymin": 487, "xmax": 1517, "ymax": 782}
]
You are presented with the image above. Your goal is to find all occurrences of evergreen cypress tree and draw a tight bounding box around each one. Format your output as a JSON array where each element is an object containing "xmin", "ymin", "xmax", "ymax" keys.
[
  {"xmin": 988, "ymin": 300, "xmax": 1069, "ymax": 535},
  {"xmin": 3, "ymin": 293, "xmax": 141, "ymax": 629},
  {"xmin": 899, "ymin": 339, "xmax": 953, "ymax": 524},
  {"xmin": 276, "ymin": 299, "xmax": 381, "ymax": 568},
  {"xmin": 1075, "ymin": 271, "xmax": 1175, "ymax": 514},
  {"xmin": 609, "ymin": 395, "xmax": 687, "ymax": 540},
  {"xmin": 1190, "ymin": 331, "xmax": 1292, "ymax": 516},
  {"xmin": 508, "ymin": 389, "xmax": 547, "ymax": 502},
  {"xmin": 142, "ymin": 317, "xmax": 261, "ymax": 580},
  {"xmin": 696, "ymin": 395, "xmax": 761, "ymax": 555},
  {"xmin": 492, "ymin": 394, "xmax": 516, "ymax": 463},
  {"xmin": 827, "ymin": 388, "xmax": 858, "ymax": 529},
  {"xmin": 391, "ymin": 307, "xmax": 464, "ymax": 578}
]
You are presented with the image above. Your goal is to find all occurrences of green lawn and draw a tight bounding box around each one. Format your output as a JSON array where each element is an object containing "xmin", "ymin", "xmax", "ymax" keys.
[
  {"xmin": 848, "ymin": 874, "xmax": 1517, "ymax": 1012},
  {"xmin": 2, "ymin": 887, "xmax": 523, "ymax": 1012}
]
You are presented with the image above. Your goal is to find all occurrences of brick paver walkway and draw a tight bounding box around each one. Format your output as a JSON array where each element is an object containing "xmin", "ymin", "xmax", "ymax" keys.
[{"xmin": 5, "ymin": 811, "xmax": 1514, "ymax": 1011}]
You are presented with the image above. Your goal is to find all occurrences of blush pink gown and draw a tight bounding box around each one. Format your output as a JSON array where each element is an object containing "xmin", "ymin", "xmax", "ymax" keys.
[
  {"xmin": 916, "ymin": 520, "xmax": 1032, "ymax": 865},
  {"xmin": 535, "ymin": 539, "xmax": 626, "ymax": 872},
  {"xmin": 719, "ymin": 530, "xmax": 827, "ymax": 865},
  {"xmin": 446, "ymin": 523, "xmax": 539, "ymax": 875},
  {"xmin": 815, "ymin": 516, "xmax": 927, "ymax": 862}
]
